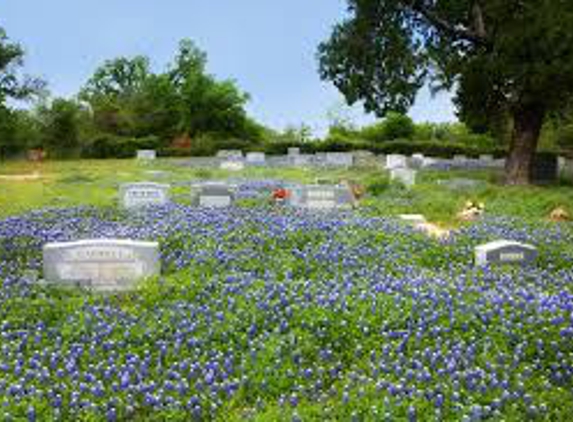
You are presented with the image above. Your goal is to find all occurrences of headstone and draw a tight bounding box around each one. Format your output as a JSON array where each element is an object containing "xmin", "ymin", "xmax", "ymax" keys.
[
  {"xmin": 43, "ymin": 239, "xmax": 160, "ymax": 291},
  {"xmin": 288, "ymin": 147, "xmax": 301, "ymax": 156},
  {"xmin": 531, "ymin": 154, "xmax": 558, "ymax": 184},
  {"xmin": 390, "ymin": 168, "xmax": 417, "ymax": 187},
  {"xmin": 353, "ymin": 150, "xmax": 378, "ymax": 167},
  {"xmin": 216, "ymin": 150, "xmax": 243, "ymax": 159},
  {"xmin": 475, "ymin": 240, "xmax": 537, "ymax": 267},
  {"xmin": 290, "ymin": 185, "xmax": 354, "ymax": 210},
  {"xmin": 559, "ymin": 156, "xmax": 573, "ymax": 181},
  {"xmin": 409, "ymin": 153, "xmax": 425, "ymax": 169},
  {"xmin": 290, "ymin": 154, "xmax": 311, "ymax": 166},
  {"xmin": 198, "ymin": 183, "xmax": 234, "ymax": 207},
  {"xmin": 326, "ymin": 152, "xmax": 354, "ymax": 167},
  {"xmin": 137, "ymin": 150, "xmax": 156, "ymax": 160},
  {"xmin": 220, "ymin": 160, "xmax": 245, "ymax": 171},
  {"xmin": 480, "ymin": 154, "xmax": 493, "ymax": 162},
  {"xmin": 453, "ymin": 154, "xmax": 467, "ymax": 164},
  {"xmin": 119, "ymin": 182, "xmax": 170, "ymax": 209},
  {"xmin": 246, "ymin": 152, "xmax": 266, "ymax": 165},
  {"xmin": 386, "ymin": 154, "xmax": 408, "ymax": 169}
]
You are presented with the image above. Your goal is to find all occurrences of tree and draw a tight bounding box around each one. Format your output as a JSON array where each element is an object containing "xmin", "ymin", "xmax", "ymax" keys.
[
  {"xmin": 38, "ymin": 98, "xmax": 84, "ymax": 157},
  {"xmin": 318, "ymin": 1, "xmax": 573, "ymax": 184},
  {"xmin": 0, "ymin": 27, "xmax": 45, "ymax": 157}
]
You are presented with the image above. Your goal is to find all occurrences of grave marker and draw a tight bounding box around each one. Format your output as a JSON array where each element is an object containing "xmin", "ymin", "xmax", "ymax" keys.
[
  {"xmin": 198, "ymin": 183, "xmax": 234, "ymax": 207},
  {"xmin": 390, "ymin": 168, "xmax": 417, "ymax": 187},
  {"xmin": 475, "ymin": 240, "xmax": 537, "ymax": 267},
  {"xmin": 137, "ymin": 150, "xmax": 156, "ymax": 160},
  {"xmin": 386, "ymin": 154, "xmax": 408, "ymax": 169},
  {"xmin": 246, "ymin": 152, "xmax": 266, "ymax": 164},
  {"xmin": 326, "ymin": 152, "xmax": 354, "ymax": 167},
  {"xmin": 43, "ymin": 239, "xmax": 160, "ymax": 291},
  {"xmin": 119, "ymin": 182, "xmax": 170, "ymax": 209}
]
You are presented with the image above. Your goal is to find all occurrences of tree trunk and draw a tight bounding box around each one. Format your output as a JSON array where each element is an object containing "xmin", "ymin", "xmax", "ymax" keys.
[{"xmin": 505, "ymin": 104, "xmax": 545, "ymax": 185}]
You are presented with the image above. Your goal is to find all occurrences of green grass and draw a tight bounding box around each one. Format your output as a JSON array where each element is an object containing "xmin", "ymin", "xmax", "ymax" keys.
[{"xmin": 0, "ymin": 158, "xmax": 572, "ymax": 224}]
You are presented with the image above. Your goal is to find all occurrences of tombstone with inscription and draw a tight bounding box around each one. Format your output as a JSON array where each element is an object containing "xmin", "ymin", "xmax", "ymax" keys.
[
  {"xmin": 246, "ymin": 152, "xmax": 266, "ymax": 165},
  {"xmin": 290, "ymin": 154, "xmax": 311, "ymax": 166},
  {"xmin": 390, "ymin": 168, "xmax": 417, "ymax": 188},
  {"xmin": 198, "ymin": 183, "xmax": 234, "ymax": 207},
  {"xmin": 290, "ymin": 185, "xmax": 354, "ymax": 210},
  {"xmin": 137, "ymin": 150, "xmax": 156, "ymax": 160},
  {"xmin": 326, "ymin": 152, "xmax": 354, "ymax": 167},
  {"xmin": 217, "ymin": 150, "xmax": 243, "ymax": 159},
  {"xmin": 43, "ymin": 239, "xmax": 160, "ymax": 291},
  {"xmin": 386, "ymin": 154, "xmax": 408, "ymax": 169},
  {"xmin": 119, "ymin": 182, "xmax": 170, "ymax": 209},
  {"xmin": 475, "ymin": 240, "xmax": 537, "ymax": 267}
]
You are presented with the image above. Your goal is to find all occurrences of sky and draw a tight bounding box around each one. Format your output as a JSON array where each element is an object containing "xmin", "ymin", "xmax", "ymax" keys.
[{"xmin": 1, "ymin": 0, "xmax": 456, "ymax": 135}]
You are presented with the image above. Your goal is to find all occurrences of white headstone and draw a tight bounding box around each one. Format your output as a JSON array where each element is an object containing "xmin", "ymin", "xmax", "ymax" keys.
[
  {"xmin": 475, "ymin": 240, "xmax": 537, "ymax": 267},
  {"xmin": 288, "ymin": 147, "xmax": 301, "ymax": 156},
  {"xmin": 386, "ymin": 154, "xmax": 408, "ymax": 169},
  {"xmin": 136, "ymin": 150, "xmax": 156, "ymax": 160},
  {"xmin": 43, "ymin": 239, "xmax": 160, "ymax": 291},
  {"xmin": 246, "ymin": 152, "xmax": 266, "ymax": 164},
  {"xmin": 119, "ymin": 182, "xmax": 170, "ymax": 209},
  {"xmin": 390, "ymin": 168, "xmax": 417, "ymax": 187},
  {"xmin": 326, "ymin": 152, "xmax": 354, "ymax": 167},
  {"xmin": 216, "ymin": 150, "xmax": 243, "ymax": 159},
  {"xmin": 198, "ymin": 184, "xmax": 234, "ymax": 208}
]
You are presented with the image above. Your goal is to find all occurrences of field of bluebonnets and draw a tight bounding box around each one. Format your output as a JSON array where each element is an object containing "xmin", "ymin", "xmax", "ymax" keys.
[{"xmin": 1, "ymin": 160, "xmax": 573, "ymax": 421}]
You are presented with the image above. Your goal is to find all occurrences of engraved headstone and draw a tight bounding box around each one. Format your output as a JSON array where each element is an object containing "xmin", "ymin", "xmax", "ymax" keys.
[
  {"xmin": 390, "ymin": 168, "xmax": 417, "ymax": 187},
  {"xmin": 43, "ymin": 239, "xmax": 160, "ymax": 291},
  {"xmin": 198, "ymin": 183, "xmax": 234, "ymax": 207},
  {"xmin": 246, "ymin": 152, "xmax": 266, "ymax": 164},
  {"xmin": 326, "ymin": 152, "xmax": 354, "ymax": 167},
  {"xmin": 475, "ymin": 240, "xmax": 537, "ymax": 267},
  {"xmin": 119, "ymin": 182, "xmax": 170, "ymax": 209},
  {"xmin": 216, "ymin": 150, "xmax": 243, "ymax": 159},
  {"xmin": 136, "ymin": 150, "xmax": 156, "ymax": 160},
  {"xmin": 290, "ymin": 185, "xmax": 354, "ymax": 210},
  {"xmin": 386, "ymin": 154, "xmax": 408, "ymax": 169}
]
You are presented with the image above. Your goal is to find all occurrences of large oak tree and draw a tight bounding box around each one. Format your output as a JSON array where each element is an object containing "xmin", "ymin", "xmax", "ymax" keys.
[{"xmin": 318, "ymin": 0, "xmax": 573, "ymax": 184}]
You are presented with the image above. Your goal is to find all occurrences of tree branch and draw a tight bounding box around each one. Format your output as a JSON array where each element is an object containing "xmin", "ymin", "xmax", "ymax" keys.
[{"xmin": 408, "ymin": 0, "xmax": 491, "ymax": 47}]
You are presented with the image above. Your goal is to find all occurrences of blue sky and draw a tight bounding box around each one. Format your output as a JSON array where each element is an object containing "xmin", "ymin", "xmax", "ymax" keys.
[{"xmin": 1, "ymin": 0, "xmax": 456, "ymax": 135}]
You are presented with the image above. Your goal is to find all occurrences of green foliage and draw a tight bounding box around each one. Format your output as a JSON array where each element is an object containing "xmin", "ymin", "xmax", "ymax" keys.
[
  {"xmin": 360, "ymin": 112, "xmax": 415, "ymax": 143},
  {"xmin": 0, "ymin": 27, "xmax": 45, "ymax": 158},
  {"xmin": 81, "ymin": 134, "xmax": 161, "ymax": 159},
  {"xmin": 319, "ymin": 1, "xmax": 573, "ymax": 182},
  {"xmin": 37, "ymin": 98, "xmax": 85, "ymax": 158}
]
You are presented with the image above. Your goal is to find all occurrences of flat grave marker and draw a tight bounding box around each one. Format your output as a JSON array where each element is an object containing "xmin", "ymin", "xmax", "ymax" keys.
[
  {"xmin": 43, "ymin": 239, "xmax": 160, "ymax": 292},
  {"xmin": 198, "ymin": 183, "xmax": 234, "ymax": 208},
  {"xmin": 137, "ymin": 150, "xmax": 156, "ymax": 160},
  {"xmin": 475, "ymin": 240, "xmax": 537, "ymax": 267},
  {"xmin": 119, "ymin": 182, "xmax": 170, "ymax": 209}
]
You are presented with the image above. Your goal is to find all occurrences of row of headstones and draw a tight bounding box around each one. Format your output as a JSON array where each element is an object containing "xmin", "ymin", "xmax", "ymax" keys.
[
  {"xmin": 120, "ymin": 181, "xmax": 356, "ymax": 210},
  {"xmin": 41, "ymin": 220, "xmax": 538, "ymax": 293}
]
